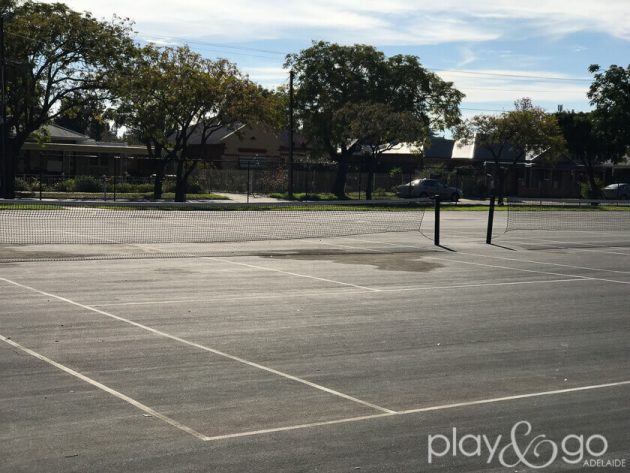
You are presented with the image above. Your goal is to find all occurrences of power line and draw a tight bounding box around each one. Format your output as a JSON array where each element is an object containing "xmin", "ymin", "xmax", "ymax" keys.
[
  {"xmin": 6, "ymin": 23, "xmax": 596, "ymax": 85},
  {"xmin": 461, "ymin": 86, "xmax": 587, "ymax": 93},
  {"xmin": 437, "ymin": 69, "xmax": 592, "ymax": 82},
  {"xmin": 134, "ymin": 33, "xmax": 286, "ymax": 57},
  {"xmin": 460, "ymin": 107, "xmax": 508, "ymax": 113},
  {"xmin": 131, "ymin": 30, "xmax": 595, "ymax": 84}
]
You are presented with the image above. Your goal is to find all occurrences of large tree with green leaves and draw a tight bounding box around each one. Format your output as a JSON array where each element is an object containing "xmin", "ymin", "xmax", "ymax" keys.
[
  {"xmin": 555, "ymin": 111, "xmax": 608, "ymax": 198},
  {"xmin": 114, "ymin": 45, "xmax": 275, "ymax": 201},
  {"xmin": 54, "ymin": 93, "xmax": 119, "ymax": 141},
  {"xmin": 455, "ymin": 98, "xmax": 565, "ymax": 202},
  {"xmin": 1, "ymin": 0, "xmax": 135, "ymax": 198},
  {"xmin": 285, "ymin": 41, "xmax": 463, "ymax": 198},
  {"xmin": 335, "ymin": 102, "xmax": 426, "ymax": 199},
  {"xmin": 587, "ymin": 64, "xmax": 630, "ymax": 163}
]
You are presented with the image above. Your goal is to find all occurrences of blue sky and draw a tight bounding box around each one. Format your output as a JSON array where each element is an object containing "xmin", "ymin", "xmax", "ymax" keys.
[{"xmin": 47, "ymin": 1, "xmax": 630, "ymax": 120}]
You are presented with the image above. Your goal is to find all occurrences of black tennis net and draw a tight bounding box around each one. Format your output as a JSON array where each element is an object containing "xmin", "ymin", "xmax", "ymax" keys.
[
  {"xmin": 505, "ymin": 198, "xmax": 630, "ymax": 232},
  {"xmin": 0, "ymin": 199, "xmax": 429, "ymax": 245}
]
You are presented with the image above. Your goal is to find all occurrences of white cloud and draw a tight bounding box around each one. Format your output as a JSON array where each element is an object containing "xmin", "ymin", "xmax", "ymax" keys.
[
  {"xmin": 438, "ymin": 69, "xmax": 590, "ymax": 107},
  {"xmin": 244, "ymin": 66, "xmax": 289, "ymax": 88},
  {"xmin": 457, "ymin": 46, "xmax": 478, "ymax": 68},
  {"xmin": 44, "ymin": 0, "xmax": 630, "ymax": 45}
]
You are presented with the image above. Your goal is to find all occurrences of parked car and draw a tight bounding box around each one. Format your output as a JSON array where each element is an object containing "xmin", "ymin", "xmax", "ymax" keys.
[
  {"xmin": 395, "ymin": 178, "xmax": 463, "ymax": 201},
  {"xmin": 602, "ymin": 183, "xmax": 630, "ymax": 200}
]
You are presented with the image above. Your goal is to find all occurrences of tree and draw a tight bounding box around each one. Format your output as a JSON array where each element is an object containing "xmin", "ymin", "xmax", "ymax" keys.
[
  {"xmin": 285, "ymin": 41, "xmax": 463, "ymax": 198},
  {"xmin": 175, "ymin": 61, "xmax": 275, "ymax": 201},
  {"xmin": 455, "ymin": 98, "xmax": 565, "ymax": 202},
  {"xmin": 1, "ymin": 0, "xmax": 135, "ymax": 198},
  {"xmin": 54, "ymin": 93, "xmax": 118, "ymax": 141},
  {"xmin": 114, "ymin": 45, "xmax": 274, "ymax": 201},
  {"xmin": 587, "ymin": 64, "xmax": 630, "ymax": 164},
  {"xmin": 335, "ymin": 102, "xmax": 425, "ymax": 199},
  {"xmin": 555, "ymin": 111, "xmax": 607, "ymax": 198}
]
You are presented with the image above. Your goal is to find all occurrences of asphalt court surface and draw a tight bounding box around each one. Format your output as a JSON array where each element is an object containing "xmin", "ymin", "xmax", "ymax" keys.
[{"xmin": 1, "ymin": 210, "xmax": 629, "ymax": 472}]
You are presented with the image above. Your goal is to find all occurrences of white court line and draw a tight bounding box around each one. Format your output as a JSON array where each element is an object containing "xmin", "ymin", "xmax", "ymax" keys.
[
  {"xmin": 455, "ymin": 251, "xmax": 630, "ymax": 275},
  {"xmin": 336, "ymin": 237, "xmax": 630, "ymax": 280},
  {"xmin": 0, "ymin": 277, "xmax": 393, "ymax": 415},
  {"xmin": 3, "ymin": 322, "xmax": 628, "ymax": 443},
  {"xmin": 91, "ymin": 278, "xmax": 590, "ymax": 307},
  {"xmin": 3, "ymin": 279, "xmax": 629, "ymax": 442},
  {"xmin": 202, "ymin": 379, "xmax": 630, "ymax": 441},
  {"xmin": 203, "ymin": 257, "xmax": 382, "ymax": 292},
  {"xmin": 203, "ymin": 413, "xmax": 394, "ymax": 441},
  {"xmin": 0, "ymin": 333, "xmax": 211, "ymax": 441},
  {"xmin": 397, "ymin": 380, "xmax": 630, "ymax": 415},
  {"xmin": 504, "ymin": 237, "xmax": 630, "ymax": 256},
  {"xmin": 380, "ymin": 278, "xmax": 591, "ymax": 293},
  {"xmin": 422, "ymin": 256, "xmax": 630, "ymax": 286},
  {"xmin": 91, "ymin": 288, "xmax": 373, "ymax": 307}
]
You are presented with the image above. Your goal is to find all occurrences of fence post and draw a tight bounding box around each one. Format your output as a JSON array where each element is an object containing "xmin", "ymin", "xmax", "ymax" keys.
[
  {"xmin": 486, "ymin": 193, "xmax": 495, "ymax": 244},
  {"xmin": 247, "ymin": 161, "xmax": 251, "ymax": 204}
]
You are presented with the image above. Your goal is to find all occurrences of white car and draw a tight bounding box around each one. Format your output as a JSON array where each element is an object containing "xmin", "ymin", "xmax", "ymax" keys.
[
  {"xmin": 396, "ymin": 178, "xmax": 463, "ymax": 202},
  {"xmin": 602, "ymin": 183, "xmax": 629, "ymax": 200}
]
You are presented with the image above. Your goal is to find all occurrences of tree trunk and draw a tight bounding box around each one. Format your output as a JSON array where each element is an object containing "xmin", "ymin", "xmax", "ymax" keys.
[
  {"xmin": 332, "ymin": 159, "xmax": 349, "ymax": 199},
  {"xmin": 586, "ymin": 165, "xmax": 601, "ymax": 198},
  {"xmin": 175, "ymin": 159, "xmax": 186, "ymax": 202},
  {"xmin": 153, "ymin": 161, "xmax": 165, "ymax": 200},
  {"xmin": 365, "ymin": 160, "xmax": 375, "ymax": 200},
  {"xmin": 2, "ymin": 139, "xmax": 20, "ymax": 199},
  {"xmin": 496, "ymin": 166, "xmax": 505, "ymax": 205}
]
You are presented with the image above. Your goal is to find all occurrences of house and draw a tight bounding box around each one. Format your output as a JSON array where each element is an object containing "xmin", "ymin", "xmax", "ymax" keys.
[
  {"xmin": 351, "ymin": 137, "xmax": 455, "ymax": 173},
  {"xmin": 18, "ymin": 124, "xmax": 149, "ymax": 177},
  {"xmin": 185, "ymin": 124, "xmax": 309, "ymax": 170},
  {"xmin": 452, "ymin": 136, "xmax": 583, "ymax": 198}
]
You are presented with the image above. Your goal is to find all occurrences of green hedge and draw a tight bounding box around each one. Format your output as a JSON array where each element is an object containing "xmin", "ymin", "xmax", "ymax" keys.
[{"xmin": 74, "ymin": 176, "xmax": 102, "ymax": 192}]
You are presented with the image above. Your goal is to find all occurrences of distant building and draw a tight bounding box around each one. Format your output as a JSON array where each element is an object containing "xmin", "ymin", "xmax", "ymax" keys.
[
  {"xmin": 18, "ymin": 124, "xmax": 148, "ymax": 176},
  {"xmin": 185, "ymin": 123, "xmax": 309, "ymax": 169}
]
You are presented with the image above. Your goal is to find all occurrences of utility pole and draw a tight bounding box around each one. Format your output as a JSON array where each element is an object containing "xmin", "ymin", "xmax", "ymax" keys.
[
  {"xmin": 0, "ymin": 14, "xmax": 7, "ymax": 198},
  {"xmin": 288, "ymin": 69, "xmax": 294, "ymax": 197}
]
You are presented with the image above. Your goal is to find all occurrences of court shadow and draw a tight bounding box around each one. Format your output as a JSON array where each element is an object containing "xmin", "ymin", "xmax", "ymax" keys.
[
  {"xmin": 436, "ymin": 244, "xmax": 456, "ymax": 252},
  {"xmin": 488, "ymin": 243, "xmax": 517, "ymax": 251}
]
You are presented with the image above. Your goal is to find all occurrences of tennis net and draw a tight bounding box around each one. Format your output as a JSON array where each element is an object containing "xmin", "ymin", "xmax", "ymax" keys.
[
  {"xmin": 505, "ymin": 198, "xmax": 630, "ymax": 232},
  {"xmin": 0, "ymin": 199, "xmax": 429, "ymax": 245}
]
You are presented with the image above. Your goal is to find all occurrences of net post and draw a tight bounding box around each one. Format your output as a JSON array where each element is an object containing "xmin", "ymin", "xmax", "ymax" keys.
[
  {"xmin": 434, "ymin": 195, "xmax": 440, "ymax": 246},
  {"xmin": 486, "ymin": 193, "xmax": 495, "ymax": 244}
]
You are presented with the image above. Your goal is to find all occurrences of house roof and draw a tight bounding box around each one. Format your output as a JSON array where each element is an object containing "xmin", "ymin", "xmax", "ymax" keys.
[
  {"xmin": 25, "ymin": 124, "xmax": 148, "ymax": 156},
  {"xmin": 279, "ymin": 130, "xmax": 309, "ymax": 149},
  {"xmin": 424, "ymin": 137, "xmax": 455, "ymax": 159},
  {"xmin": 41, "ymin": 124, "xmax": 92, "ymax": 143},
  {"xmin": 381, "ymin": 142, "xmax": 421, "ymax": 155},
  {"xmin": 452, "ymin": 138, "xmax": 525, "ymax": 162},
  {"xmin": 185, "ymin": 124, "xmax": 246, "ymax": 145},
  {"xmin": 379, "ymin": 137, "xmax": 453, "ymax": 159}
]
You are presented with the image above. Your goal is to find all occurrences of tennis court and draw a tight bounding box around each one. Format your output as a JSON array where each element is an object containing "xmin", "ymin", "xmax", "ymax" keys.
[{"xmin": 1, "ymin": 200, "xmax": 629, "ymax": 472}]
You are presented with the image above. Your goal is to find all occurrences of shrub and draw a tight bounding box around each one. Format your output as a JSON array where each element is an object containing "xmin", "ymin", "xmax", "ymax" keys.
[
  {"xmin": 113, "ymin": 182, "xmax": 135, "ymax": 193},
  {"xmin": 163, "ymin": 180, "xmax": 203, "ymax": 194},
  {"xmin": 187, "ymin": 181, "xmax": 204, "ymax": 194},
  {"xmin": 29, "ymin": 178, "xmax": 45, "ymax": 191},
  {"xmin": 163, "ymin": 181, "xmax": 176, "ymax": 193},
  {"xmin": 14, "ymin": 177, "xmax": 30, "ymax": 191},
  {"xmin": 54, "ymin": 179, "xmax": 75, "ymax": 192},
  {"xmin": 134, "ymin": 183, "xmax": 154, "ymax": 193},
  {"xmin": 580, "ymin": 178, "xmax": 604, "ymax": 199},
  {"xmin": 74, "ymin": 176, "xmax": 102, "ymax": 192}
]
